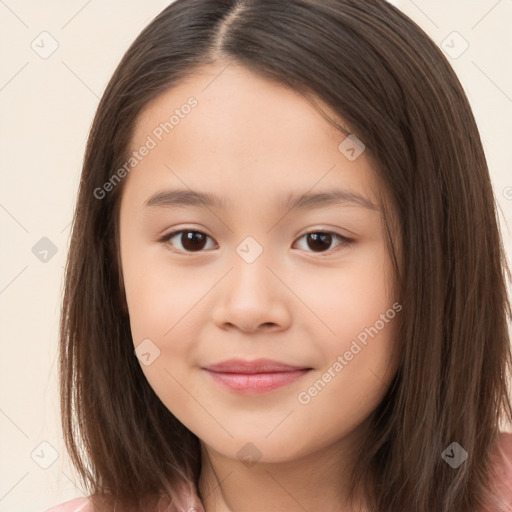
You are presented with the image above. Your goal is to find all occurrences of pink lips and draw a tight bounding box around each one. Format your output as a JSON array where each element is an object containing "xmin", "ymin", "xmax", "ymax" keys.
[{"xmin": 202, "ymin": 358, "xmax": 312, "ymax": 394}]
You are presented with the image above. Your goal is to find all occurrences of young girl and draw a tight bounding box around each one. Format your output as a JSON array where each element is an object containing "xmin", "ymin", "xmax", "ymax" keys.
[{"xmin": 46, "ymin": 0, "xmax": 512, "ymax": 511}]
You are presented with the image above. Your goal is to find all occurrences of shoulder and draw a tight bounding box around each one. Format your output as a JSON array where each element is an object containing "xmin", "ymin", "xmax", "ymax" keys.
[{"xmin": 44, "ymin": 497, "xmax": 91, "ymax": 512}]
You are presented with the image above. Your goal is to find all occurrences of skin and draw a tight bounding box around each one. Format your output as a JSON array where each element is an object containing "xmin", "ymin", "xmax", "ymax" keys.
[{"xmin": 118, "ymin": 61, "xmax": 400, "ymax": 512}]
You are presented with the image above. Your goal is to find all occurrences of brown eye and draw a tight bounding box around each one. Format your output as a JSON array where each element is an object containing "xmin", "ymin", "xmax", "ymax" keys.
[
  {"xmin": 162, "ymin": 230, "xmax": 216, "ymax": 253},
  {"xmin": 295, "ymin": 231, "xmax": 351, "ymax": 253},
  {"xmin": 307, "ymin": 233, "xmax": 333, "ymax": 252}
]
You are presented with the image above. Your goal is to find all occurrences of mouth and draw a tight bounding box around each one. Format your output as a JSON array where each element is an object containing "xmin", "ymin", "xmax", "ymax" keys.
[{"xmin": 201, "ymin": 358, "xmax": 313, "ymax": 394}]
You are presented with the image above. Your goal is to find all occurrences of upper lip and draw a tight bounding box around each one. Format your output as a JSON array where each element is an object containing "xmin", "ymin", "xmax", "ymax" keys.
[{"xmin": 202, "ymin": 358, "xmax": 312, "ymax": 374}]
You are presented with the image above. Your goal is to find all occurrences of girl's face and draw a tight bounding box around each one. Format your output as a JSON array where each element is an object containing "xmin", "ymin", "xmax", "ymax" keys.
[{"xmin": 119, "ymin": 62, "xmax": 400, "ymax": 464}]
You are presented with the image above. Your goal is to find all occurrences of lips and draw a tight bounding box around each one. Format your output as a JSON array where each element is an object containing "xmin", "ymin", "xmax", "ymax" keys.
[
  {"xmin": 201, "ymin": 358, "xmax": 313, "ymax": 394},
  {"xmin": 202, "ymin": 358, "xmax": 311, "ymax": 374}
]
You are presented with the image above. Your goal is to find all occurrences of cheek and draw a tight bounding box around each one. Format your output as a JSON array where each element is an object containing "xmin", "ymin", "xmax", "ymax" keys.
[
  {"xmin": 120, "ymin": 244, "xmax": 209, "ymax": 407},
  {"xmin": 296, "ymin": 243, "xmax": 394, "ymax": 350},
  {"xmin": 121, "ymin": 241, "xmax": 204, "ymax": 345},
  {"xmin": 289, "ymin": 244, "xmax": 398, "ymax": 420},
  {"xmin": 288, "ymin": 296, "xmax": 398, "ymax": 458},
  {"xmin": 122, "ymin": 258, "xmax": 204, "ymax": 422}
]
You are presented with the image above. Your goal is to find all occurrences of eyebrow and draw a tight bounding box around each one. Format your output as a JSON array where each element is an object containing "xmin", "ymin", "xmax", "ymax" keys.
[{"xmin": 144, "ymin": 188, "xmax": 378, "ymax": 211}]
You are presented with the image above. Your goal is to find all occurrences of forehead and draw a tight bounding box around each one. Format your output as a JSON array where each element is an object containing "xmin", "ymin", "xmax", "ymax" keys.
[
  {"xmin": 123, "ymin": 62, "xmax": 379, "ymax": 208},
  {"xmin": 132, "ymin": 62, "xmax": 350, "ymax": 147}
]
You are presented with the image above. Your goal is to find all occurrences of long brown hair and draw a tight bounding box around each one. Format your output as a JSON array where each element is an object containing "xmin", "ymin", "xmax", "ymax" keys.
[{"xmin": 59, "ymin": 0, "xmax": 512, "ymax": 510}]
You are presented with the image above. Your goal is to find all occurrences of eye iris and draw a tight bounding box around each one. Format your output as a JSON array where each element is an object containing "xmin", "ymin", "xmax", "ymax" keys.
[
  {"xmin": 182, "ymin": 231, "xmax": 207, "ymax": 251},
  {"xmin": 308, "ymin": 233, "xmax": 332, "ymax": 252}
]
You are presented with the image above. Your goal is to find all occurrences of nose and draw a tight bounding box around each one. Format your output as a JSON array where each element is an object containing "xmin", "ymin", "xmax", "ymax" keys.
[{"xmin": 212, "ymin": 254, "xmax": 292, "ymax": 334}]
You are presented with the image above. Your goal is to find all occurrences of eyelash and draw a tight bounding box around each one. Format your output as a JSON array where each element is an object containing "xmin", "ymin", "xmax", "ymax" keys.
[{"xmin": 158, "ymin": 229, "xmax": 353, "ymax": 255}]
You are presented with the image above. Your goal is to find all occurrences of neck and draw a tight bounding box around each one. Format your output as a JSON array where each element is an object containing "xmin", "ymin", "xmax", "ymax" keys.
[{"xmin": 197, "ymin": 430, "xmax": 370, "ymax": 512}]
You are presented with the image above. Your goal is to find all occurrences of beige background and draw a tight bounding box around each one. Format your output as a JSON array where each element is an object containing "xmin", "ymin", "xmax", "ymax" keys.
[{"xmin": 0, "ymin": 1, "xmax": 511, "ymax": 510}]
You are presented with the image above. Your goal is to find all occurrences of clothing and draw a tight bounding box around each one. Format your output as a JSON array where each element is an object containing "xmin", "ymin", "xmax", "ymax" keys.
[
  {"xmin": 44, "ymin": 498, "xmax": 90, "ymax": 512},
  {"xmin": 44, "ymin": 480, "xmax": 205, "ymax": 512},
  {"xmin": 44, "ymin": 481, "xmax": 204, "ymax": 512},
  {"xmin": 45, "ymin": 432, "xmax": 512, "ymax": 512}
]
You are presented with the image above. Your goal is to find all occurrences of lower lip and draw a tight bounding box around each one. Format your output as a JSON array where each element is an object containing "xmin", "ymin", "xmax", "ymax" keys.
[{"xmin": 203, "ymin": 369, "xmax": 311, "ymax": 393}]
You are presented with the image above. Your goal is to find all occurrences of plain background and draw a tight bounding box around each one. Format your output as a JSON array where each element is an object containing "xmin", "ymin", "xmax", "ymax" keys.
[{"xmin": 0, "ymin": 1, "xmax": 511, "ymax": 510}]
